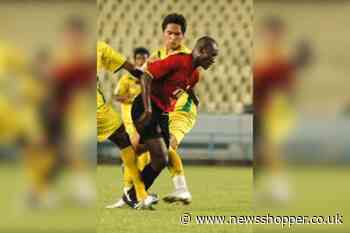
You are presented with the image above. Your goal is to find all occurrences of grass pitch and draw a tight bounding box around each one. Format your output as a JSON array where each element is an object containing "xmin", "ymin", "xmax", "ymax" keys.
[{"xmin": 97, "ymin": 165, "xmax": 253, "ymax": 233}]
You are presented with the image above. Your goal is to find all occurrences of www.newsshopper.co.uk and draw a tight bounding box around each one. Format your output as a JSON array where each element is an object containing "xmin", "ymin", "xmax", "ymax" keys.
[{"xmin": 180, "ymin": 212, "xmax": 343, "ymax": 228}]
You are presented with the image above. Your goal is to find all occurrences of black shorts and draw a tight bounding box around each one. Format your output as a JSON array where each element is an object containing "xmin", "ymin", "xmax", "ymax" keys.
[{"xmin": 131, "ymin": 95, "xmax": 170, "ymax": 148}]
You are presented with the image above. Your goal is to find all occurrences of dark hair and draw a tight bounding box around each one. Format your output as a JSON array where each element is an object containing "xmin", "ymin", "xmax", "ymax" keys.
[
  {"xmin": 133, "ymin": 47, "xmax": 150, "ymax": 59},
  {"xmin": 64, "ymin": 15, "xmax": 86, "ymax": 33},
  {"xmin": 162, "ymin": 13, "xmax": 187, "ymax": 34}
]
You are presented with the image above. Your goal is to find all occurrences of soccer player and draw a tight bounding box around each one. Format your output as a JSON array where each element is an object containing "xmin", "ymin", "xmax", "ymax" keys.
[
  {"xmin": 142, "ymin": 13, "xmax": 199, "ymax": 203},
  {"xmin": 105, "ymin": 47, "xmax": 150, "ymax": 209},
  {"xmin": 110, "ymin": 14, "xmax": 199, "ymax": 208},
  {"xmin": 23, "ymin": 17, "xmax": 96, "ymax": 207},
  {"xmin": 254, "ymin": 16, "xmax": 311, "ymax": 202},
  {"xmin": 97, "ymin": 41, "xmax": 158, "ymax": 209},
  {"xmin": 123, "ymin": 36, "xmax": 218, "ymax": 207},
  {"xmin": 153, "ymin": 13, "xmax": 199, "ymax": 204}
]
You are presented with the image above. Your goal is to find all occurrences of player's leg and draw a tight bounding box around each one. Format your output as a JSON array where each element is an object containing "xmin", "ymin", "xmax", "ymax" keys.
[
  {"xmin": 137, "ymin": 151, "xmax": 151, "ymax": 171},
  {"xmin": 107, "ymin": 124, "xmax": 149, "ymax": 202},
  {"xmin": 111, "ymin": 104, "xmax": 148, "ymax": 208},
  {"xmin": 163, "ymin": 133, "xmax": 192, "ymax": 204},
  {"xmin": 124, "ymin": 95, "xmax": 169, "ymax": 207},
  {"xmin": 97, "ymin": 100, "xmax": 150, "ymax": 205},
  {"xmin": 163, "ymin": 112, "xmax": 194, "ymax": 204}
]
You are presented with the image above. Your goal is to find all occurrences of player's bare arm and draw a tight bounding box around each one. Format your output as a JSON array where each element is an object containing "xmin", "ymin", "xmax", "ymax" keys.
[
  {"xmin": 122, "ymin": 60, "xmax": 144, "ymax": 78},
  {"xmin": 187, "ymin": 88, "xmax": 199, "ymax": 106},
  {"xmin": 135, "ymin": 72, "xmax": 152, "ymax": 130}
]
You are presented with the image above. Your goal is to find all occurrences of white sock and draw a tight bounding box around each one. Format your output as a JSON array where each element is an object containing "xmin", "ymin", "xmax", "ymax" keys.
[{"xmin": 173, "ymin": 175, "xmax": 188, "ymax": 192}]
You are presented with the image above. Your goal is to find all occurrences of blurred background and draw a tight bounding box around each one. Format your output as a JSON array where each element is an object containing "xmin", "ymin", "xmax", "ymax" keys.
[
  {"xmin": 97, "ymin": 0, "xmax": 253, "ymax": 164},
  {"xmin": 254, "ymin": 1, "xmax": 350, "ymax": 232},
  {"xmin": 0, "ymin": 1, "xmax": 95, "ymax": 233}
]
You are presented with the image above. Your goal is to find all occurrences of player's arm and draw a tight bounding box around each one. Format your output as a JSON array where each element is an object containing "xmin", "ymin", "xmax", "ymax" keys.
[
  {"xmin": 134, "ymin": 72, "xmax": 153, "ymax": 130},
  {"xmin": 187, "ymin": 88, "xmax": 199, "ymax": 106},
  {"xmin": 187, "ymin": 69, "xmax": 200, "ymax": 106},
  {"xmin": 292, "ymin": 40, "xmax": 312, "ymax": 70},
  {"xmin": 97, "ymin": 41, "xmax": 143, "ymax": 78},
  {"xmin": 122, "ymin": 61, "xmax": 143, "ymax": 79}
]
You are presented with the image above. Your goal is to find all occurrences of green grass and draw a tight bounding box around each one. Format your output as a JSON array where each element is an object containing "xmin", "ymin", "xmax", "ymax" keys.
[
  {"xmin": 0, "ymin": 163, "xmax": 95, "ymax": 233},
  {"xmin": 97, "ymin": 165, "xmax": 253, "ymax": 233},
  {"xmin": 255, "ymin": 165, "xmax": 350, "ymax": 233}
]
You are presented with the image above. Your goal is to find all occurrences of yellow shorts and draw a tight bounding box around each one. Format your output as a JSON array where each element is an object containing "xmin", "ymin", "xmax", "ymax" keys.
[
  {"xmin": 263, "ymin": 94, "xmax": 295, "ymax": 145},
  {"xmin": 0, "ymin": 99, "xmax": 22, "ymax": 144},
  {"xmin": 169, "ymin": 111, "xmax": 196, "ymax": 144},
  {"xmin": 97, "ymin": 91, "xmax": 122, "ymax": 142},
  {"xmin": 119, "ymin": 99, "xmax": 197, "ymax": 145}
]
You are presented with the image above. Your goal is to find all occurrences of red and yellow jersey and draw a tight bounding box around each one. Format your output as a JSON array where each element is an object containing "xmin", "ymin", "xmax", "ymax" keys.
[
  {"xmin": 254, "ymin": 46, "xmax": 297, "ymax": 143},
  {"xmin": 150, "ymin": 45, "xmax": 198, "ymax": 115},
  {"xmin": 146, "ymin": 54, "xmax": 199, "ymax": 112},
  {"xmin": 254, "ymin": 47, "xmax": 296, "ymax": 115}
]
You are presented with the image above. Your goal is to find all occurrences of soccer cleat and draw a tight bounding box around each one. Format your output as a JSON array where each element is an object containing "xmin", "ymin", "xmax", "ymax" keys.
[
  {"xmin": 135, "ymin": 193, "xmax": 159, "ymax": 210},
  {"xmin": 122, "ymin": 193, "xmax": 138, "ymax": 209},
  {"xmin": 105, "ymin": 198, "xmax": 126, "ymax": 209},
  {"xmin": 163, "ymin": 190, "xmax": 192, "ymax": 205}
]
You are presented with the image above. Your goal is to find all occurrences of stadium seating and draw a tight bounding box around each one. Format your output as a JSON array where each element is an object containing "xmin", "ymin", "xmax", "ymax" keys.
[{"xmin": 97, "ymin": 0, "xmax": 253, "ymax": 114}]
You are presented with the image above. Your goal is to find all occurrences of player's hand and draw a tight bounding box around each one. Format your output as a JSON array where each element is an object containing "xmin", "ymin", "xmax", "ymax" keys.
[
  {"xmin": 130, "ymin": 132, "xmax": 147, "ymax": 154},
  {"xmin": 130, "ymin": 132, "xmax": 140, "ymax": 149}
]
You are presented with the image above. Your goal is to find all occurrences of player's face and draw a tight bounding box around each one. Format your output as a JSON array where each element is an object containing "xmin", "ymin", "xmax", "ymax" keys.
[
  {"xmin": 200, "ymin": 43, "xmax": 219, "ymax": 70},
  {"xmin": 134, "ymin": 53, "xmax": 149, "ymax": 68},
  {"xmin": 263, "ymin": 27, "xmax": 284, "ymax": 46},
  {"xmin": 163, "ymin": 24, "xmax": 184, "ymax": 51},
  {"xmin": 64, "ymin": 29, "xmax": 86, "ymax": 48}
]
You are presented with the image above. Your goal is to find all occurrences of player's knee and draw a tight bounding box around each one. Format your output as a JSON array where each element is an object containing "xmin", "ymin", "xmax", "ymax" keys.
[
  {"xmin": 152, "ymin": 152, "xmax": 168, "ymax": 171},
  {"xmin": 109, "ymin": 131, "xmax": 131, "ymax": 149}
]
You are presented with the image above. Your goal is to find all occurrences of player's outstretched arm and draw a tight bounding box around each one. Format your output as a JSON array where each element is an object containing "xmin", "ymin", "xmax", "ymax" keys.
[{"xmin": 122, "ymin": 60, "xmax": 144, "ymax": 79}]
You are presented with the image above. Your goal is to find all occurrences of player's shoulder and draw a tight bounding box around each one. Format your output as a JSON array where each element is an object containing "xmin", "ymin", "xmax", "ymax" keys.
[
  {"xmin": 97, "ymin": 41, "xmax": 121, "ymax": 56},
  {"xmin": 179, "ymin": 45, "xmax": 191, "ymax": 54},
  {"xmin": 167, "ymin": 52, "xmax": 191, "ymax": 61},
  {"xmin": 97, "ymin": 40, "xmax": 110, "ymax": 49}
]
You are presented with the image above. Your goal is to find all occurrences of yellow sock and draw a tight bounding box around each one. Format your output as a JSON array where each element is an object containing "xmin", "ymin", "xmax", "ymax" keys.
[
  {"xmin": 24, "ymin": 147, "xmax": 55, "ymax": 197},
  {"xmin": 137, "ymin": 152, "xmax": 151, "ymax": 171},
  {"xmin": 168, "ymin": 148, "xmax": 184, "ymax": 177},
  {"xmin": 123, "ymin": 165, "xmax": 133, "ymax": 189},
  {"xmin": 120, "ymin": 146, "xmax": 147, "ymax": 201}
]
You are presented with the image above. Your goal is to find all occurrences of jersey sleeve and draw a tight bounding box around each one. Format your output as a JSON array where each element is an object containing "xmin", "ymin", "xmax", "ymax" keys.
[
  {"xmin": 97, "ymin": 41, "xmax": 126, "ymax": 73},
  {"xmin": 145, "ymin": 54, "xmax": 180, "ymax": 80},
  {"xmin": 188, "ymin": 69, "xmax": 200, "ymax": 88}
]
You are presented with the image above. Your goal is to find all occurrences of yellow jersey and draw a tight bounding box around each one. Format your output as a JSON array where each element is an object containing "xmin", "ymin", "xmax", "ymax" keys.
[
  {"xmin": 96, "ymin": 41, "xmax": 126, "ymax": 142},
  {"xmin": 116, "ymin": 74, "xmax": 141, "ymax": 136}
]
